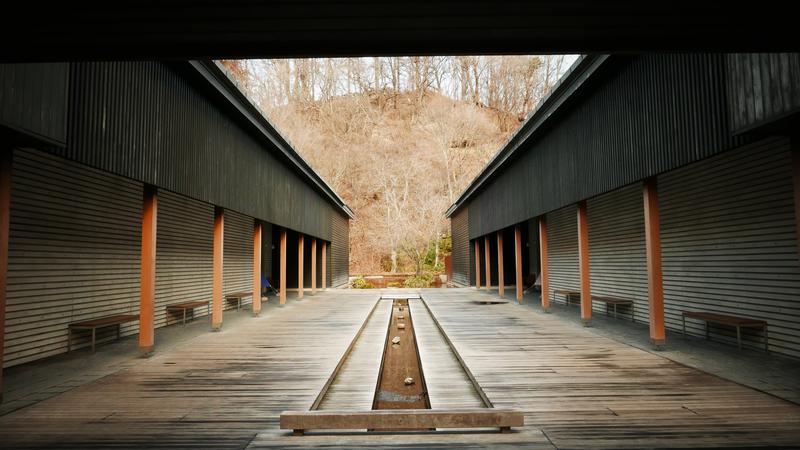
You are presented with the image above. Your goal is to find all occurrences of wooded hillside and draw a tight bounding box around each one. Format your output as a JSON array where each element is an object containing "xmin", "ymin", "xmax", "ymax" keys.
[{"xmin": 221, "ymin": 56, "xmax": 572, "ymax": 275}]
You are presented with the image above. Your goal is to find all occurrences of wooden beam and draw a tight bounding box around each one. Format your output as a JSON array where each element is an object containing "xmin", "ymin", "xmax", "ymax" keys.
[
  {"xmin": 644, "ymin": 178, "xmax": 665, "ymax": 347},
  {"xmin": 514, "ymin": 224, "xmax": 523, "ymax": 303},
  {"xmin": 280, "ymin": 409, "xmax": 524, "ymax": 433},
  {"xmin": 539, "ymin": 217, "xmax": 550, "ymax": 311},
  {"xmin": 298, "ymin": 234, "xmax": 304, "ymax": 299},
  {"xmin": 577, "ymin": 201, "xmax": 591, "ymax": 326},
  {"xmin": 321, "ymin": 241, "xmax": 327, "ymax": 290},
  {"xmin": 212, "ymin": 207, "xmax": 224, "ymax": 330},
  {"xmin": 139, "ymin": 186, "xmax": 157, "ymax": 355},
  {"xmin": 484, "ymin": 236, "xmax": 491, "ymax": 291},
  {"xmin": 474, "ymin": 240, "xmax": 481, "ymax": 289},
  {"xmin": 311, "ymin": 238, "xmax": 317, "ymax": 294},
  {"xmin": 0, "ymin": 150, "xmax": 12, "ymax": 402},
  {"xmin": 497, "ymin": 231, "xmax": 504, "ymax": 297},
  {"xmin": 279, "ymin": 229, "xmax": 287, "ymax": 305},
  {"xmin": 253, "ymin": 222, "xmax": 262, "ymax": 316}
]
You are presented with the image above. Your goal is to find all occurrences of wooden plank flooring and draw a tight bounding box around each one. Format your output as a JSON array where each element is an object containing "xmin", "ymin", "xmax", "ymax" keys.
[
  {"xmin": 1, "ymin": 288, "xmax": 799, "ymax": 449},
  {"xmin": 317, "ymin": 299, "xmax": 388, "ymax": 410}
]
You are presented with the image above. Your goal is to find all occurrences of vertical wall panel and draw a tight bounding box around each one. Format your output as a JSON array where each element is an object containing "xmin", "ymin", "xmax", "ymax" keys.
[
  {"xmin": 660, "ymin": 137, "xmax": 800, "ymax": 357},
  {"xmin": 330, "ymin": 211, "xmax": 349, "ymax": 287},
  {"xmin": 587, "ymin": 183, "xmax": 649, "ymax": 322},
  {"xmin": 450, "ymin": 207, "xmax": 470, "ymax": 286},
  {"xmin": 222, "ymin": 209, "xmax": 254, "ymax": 307},
  {"xmin": 5, "ymin": 150, "xmax": 141, "ymax": 367},
  {"xmin": 154, "ymin": 191, "xmax": 213, "ymax": 328},
  {"xmin": 546, "ymin": 206, "xmax": 579, "ymax": 306}
]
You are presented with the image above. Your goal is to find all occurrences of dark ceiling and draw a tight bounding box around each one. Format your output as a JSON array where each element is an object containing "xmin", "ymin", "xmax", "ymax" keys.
[{"xmin": 3, "ymin": 0, "xmax": 798, "ymax": 61}]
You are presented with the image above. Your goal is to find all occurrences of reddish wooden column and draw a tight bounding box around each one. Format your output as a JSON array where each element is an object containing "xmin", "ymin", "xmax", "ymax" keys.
[
  {"xmin": 539, "ymin": 218, "xmax": 550, "ymax": 311},
  {"xmin": 321, "ymin": 242, "xmax": 327, "ymax": 290},
  {"xmin": 644, "ymin": 178, "xmax": 665, "ymax": 347},
  {"xmin": 0, "ymin": 151, "xmax": 13, "ymax": 401},
  {"xmin": 212, "ymin": 207, "xmax": 224, "ymax": 330},
  {"xmin": 497, "ymin": 231, "xmax": 505, "ymax": 297},
  {"xmin": 514, "ymin": 225, "xmax": 523, "ymax": 303},
  {"xmin": 298, "ymin": 234, "xmax": 305, "ymax": 299},
  {"xmin": 279, "ymin": 229, "xmax": 287, "ymax": 305},
  {"xmin": 311, "ymin": 238, "xmax": 317, "ymax": 294},
  {"xmin": 474, "ymin": 240, "xmax": 481, "ymax": 289},
  {"xmin": 252, "ymin": 222, "xmax": 262, "ymax": 316},
  {"xmin": 577, "ymin": 201, "xmax": 591, "ymax": 326},
  {"xmin": 484, "ymin": 237, "xmax": 491, "ymax": 291},
  {"xmin": 139, "ymin": 186, "xmax": 157, "ymax": 355}
]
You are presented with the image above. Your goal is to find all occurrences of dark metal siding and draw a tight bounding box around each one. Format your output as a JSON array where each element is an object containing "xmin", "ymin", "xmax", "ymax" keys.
[
  {"xmin": 726, "ymin": 53, "xmax": 800, "ymax": 133},
  {"xmin": 450, "ymin": 207, "xmax": 470, "ymax": 286},
  {"xmin": 5, "ymin": 149, "xmax": 141, "ymax": 367},
  {"xmin": 545, "ymin": 206, "xmax": 579, "ymax": 306},
  {"xmin": 154, "ymin": 190, "xmax": 213, "ymax": 327},
  {"xmin": 62, "ymin": 61, "xmax": 338, "ymax": 240},
  {"xmin": 468, "ymin": 54, "xmax": 746, "ymax": 239},
  {"xmin": 0, "ymin": 63, "xmax": 68, "ymax": 146},
  {"xmin": 587, "ymin": 183, "xmax": 648, "ymax": 322},
  {"xmin": 223, "ymin": 209, "xmax": 254, "ymax": 305},
  {"xmin": 660, "ymin": 137, "xmax": 800, "ymax": 357},
  {"xmin": 330, "ymin": 211, "xmax": 349, "ymax": 287}
]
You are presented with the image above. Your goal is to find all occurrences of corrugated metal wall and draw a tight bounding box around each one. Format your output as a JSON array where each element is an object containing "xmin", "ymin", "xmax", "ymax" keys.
[
  {"xmin": 63, "ymin": 61, "xmax": 342, "ymax": 240},
  {"xmin": 546, "ymin": 206, "xmax": 579, "ymax": 306},
  {"xmin": 154, "ymin": 191, "xmax": 213, "ymax": 327},
  {"xmin": 330, "ymin": 211, "xmax": 349, "ymax": 287},
  {"xmin": 660, "ymin": 137, "xmax": 800, "ymax": 357},
  {"xmin": 0, "ymin": 63, "xmax": 69, "ymax": 146},
  {"xmin": 450, "ymin": 207, "xmax": 470, "ymax": 286},
  {"xmin": 4, "ymin": 149, "xmax": 141, "ymax": 367},
  {"xmin": 587, "ymin": 184, "xmax": 649, "ymax": 322},
  {"xmin": 467, "ymin": 54, "xmax": 747, "ymax": 238},
  {"xmin": 727, "ymin": 53, "xmax": 800, "ymax": 133},
  {"xmin": 222, "ymin": 210, "xmax": 254, "ymax": 306}
]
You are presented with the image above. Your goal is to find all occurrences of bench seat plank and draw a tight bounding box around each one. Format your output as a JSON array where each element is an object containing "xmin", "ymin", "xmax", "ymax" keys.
[
  {"xmin": 682, "ymin": 311, "xmax": 766, "ymax": 327},
  {"xmin": 166, "ymin": 301, "xmax": 210, "ymax": 310},
  {"xmin": 69, "ymin": 314, "xmax": 139, "ymax": 329}
]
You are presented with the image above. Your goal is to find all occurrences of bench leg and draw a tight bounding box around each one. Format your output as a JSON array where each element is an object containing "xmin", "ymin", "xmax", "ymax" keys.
[
  {"xmin": 500, "ymin": 426, "xmax": 511, "ymax": 433},
  {"xmin": 117, "ymin": 324, "xmax": 121, "ymax": 341},
  {"xmin": 68, "ymin": 329, "xmax": 72, "ymax": 352},
  {"xmin": 183, "ymin": 309, "xmax": 187, "ymax": 325},
  {"xmin": 764, "ymin": 325, "xmax": 769, "ymax": 353},
  {"xmin": 737, "ymin": 325, "xmax": 742, "ymax": 350},
  {"xmin": 682, "ymin": 316, "xmax": 686, "ymax": 335},
  {"xmin": 705, "ymin": 321, "xmax": 709, "ymax": 340},
  {"xmin": 614, "ymin": 304, "xmax": 618, "ymax": 319},
  {"xmin": 292, "ymin": 429, "xmax": 305, "ymax": 436},
  {"xmin": 91, "ymin": 328, "xmax": 96, "ymax": 352}
]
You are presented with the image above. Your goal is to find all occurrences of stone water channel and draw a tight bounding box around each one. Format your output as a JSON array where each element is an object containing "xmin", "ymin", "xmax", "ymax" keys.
[{"xmin": 314, "ymin": 295, "xmax": 486, "ymax": 412}]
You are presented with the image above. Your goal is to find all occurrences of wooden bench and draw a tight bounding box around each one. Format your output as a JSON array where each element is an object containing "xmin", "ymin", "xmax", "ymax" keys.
[
  {"xmin": 554, "ymin": 289, "xmax": 581, "ymax": 306},
  {"xmin": 280, "ymin": 409, "xmax": 524, "ymax": 435},
  {"xmin": 682, "ymin": 311, "xmax": 768, "ymax": 352},
  {"xmin": 225, "ymin": 291, "xmax": 253, "ymax": 311},
  {"xmin": 68, "ymin": 314, "xmax": 139, "ymax": 352},
  {"xmin": 592, "ymin": 295, "xmax": 635, "ymax": 321},
  {"xmin": 166, "ymin": 300, "xmax": 210, "ymax": 325}
]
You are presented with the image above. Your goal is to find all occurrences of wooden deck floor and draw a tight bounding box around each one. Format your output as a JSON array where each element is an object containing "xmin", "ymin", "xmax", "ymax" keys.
[{"xmin": 1, "ymin": 288, "xmax": 799, "ymax": 449}]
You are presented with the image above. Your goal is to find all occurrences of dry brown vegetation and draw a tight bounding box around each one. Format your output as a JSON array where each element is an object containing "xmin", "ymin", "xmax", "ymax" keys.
[{"xmin": 221, "ymin": 56, "xmax": 572, "ymax": 275}]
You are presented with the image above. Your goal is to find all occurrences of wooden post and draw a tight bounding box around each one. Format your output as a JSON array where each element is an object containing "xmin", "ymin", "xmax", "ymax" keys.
[
  {"xmin": 212, "ymin": 207, "xmax": 224, "ymax": 330},
  {"xmin": 311, "ymin": 238, "xmax": 317, "ymax": 294},
  {"xmin": 474, "ymin": 240, "xmax": 481, "ymax": 289},
  {"xmin": 279, "ymin": 229, "xmax": 287, "ymax": 304},
  {"xmin": 139, "ymin": 186, "xmax": 157, "ymax": 355},
  {"xmin": 514, "ymin": 225, "xmax": 523, "ymax": 303},
  {"xmin": 321, "ymin": 241, "xmax": 327, "ymax": 290},
  {"xmin": 577, "ymin": 201, "xmax": 591, "ymax": 326},
  {"xmin": 0, "ymin": 150, "xmax": 12, "ymax": 402},
  {"xmin": 497, "ymin": 231, "xmax": 504, "ymax": 297},
  {"xmin": 539, "ymin": 218, "xmax": 550, "ymax": 311},
  {"xmin": 644, "ymin": 178, "xmax": 665, "ymax": 347},
  {"xmin": 298, "ymin": 234, "xmax": 304, "ymax": 299},
  {"xmin": 484, "ymin": 237, "xmax": 491, "ymax": 291},
  {"xmin": 253, "ymin": 222, "xmax": 262, "ymax": 316}
]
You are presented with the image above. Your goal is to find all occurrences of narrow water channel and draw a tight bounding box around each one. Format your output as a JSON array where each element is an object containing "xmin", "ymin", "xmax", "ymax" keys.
[{"xmin": 372, "ymin": 298, "xmax": 431, "ymax": 410}]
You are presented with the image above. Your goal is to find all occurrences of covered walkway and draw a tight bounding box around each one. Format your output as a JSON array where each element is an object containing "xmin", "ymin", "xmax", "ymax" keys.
[{"xmin": 1, "ymin": 288, "xmax": 798, "ymax": 449}]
